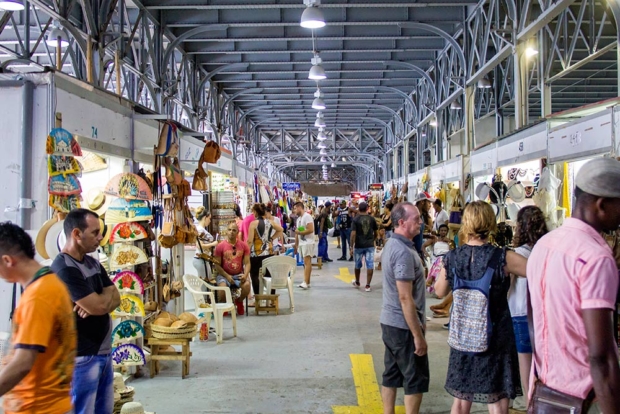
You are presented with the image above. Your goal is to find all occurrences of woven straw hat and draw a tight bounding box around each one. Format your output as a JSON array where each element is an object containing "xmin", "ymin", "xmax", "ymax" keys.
[
  {"xmin": 120, "ymin": 402, "xmax": 154, "ymax": 414},
  {"xmin": 86, "ymin": 188, "xmax": 112, "ymax": 217}
]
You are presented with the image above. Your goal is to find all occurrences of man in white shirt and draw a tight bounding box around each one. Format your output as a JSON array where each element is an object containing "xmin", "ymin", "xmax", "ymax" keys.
[
  {"xmin": 432, "ymin": 199, "xmax": 449, "ymax": 233},
  {"xmin": 293, "ymin": 201, "xmax": 315, "ymax": 289}
]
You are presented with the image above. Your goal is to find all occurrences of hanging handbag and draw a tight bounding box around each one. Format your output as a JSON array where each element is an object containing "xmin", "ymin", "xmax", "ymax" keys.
[
  {"xmin": 202, "ymin": 140, "xmax": 221, "ymax": 163},
  {"xmin": 192, "ymin": 158, "xmax": 209, "ymax": 192},
  {"xmin": 155, "ymin": 121, "xmax": 180, "ymax": 157}
]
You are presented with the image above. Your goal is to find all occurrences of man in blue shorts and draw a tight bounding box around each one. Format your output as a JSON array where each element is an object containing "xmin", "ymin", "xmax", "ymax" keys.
[{"xmin": 350, "ymin": 201, "xmax": 378, "ymax": 292}]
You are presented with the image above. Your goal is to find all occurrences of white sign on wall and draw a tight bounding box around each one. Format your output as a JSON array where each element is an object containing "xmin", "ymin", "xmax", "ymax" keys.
[
  {"xmin": 548, "ymin": 108, "xmax": 613, "ymax": 163},
  {"xmin": 496, "ymin": 122, "xmax": 547, "ymax": 167},
  {"xmin": 430, "ymin": 162, "xmax": 445, "ymax": 184}
]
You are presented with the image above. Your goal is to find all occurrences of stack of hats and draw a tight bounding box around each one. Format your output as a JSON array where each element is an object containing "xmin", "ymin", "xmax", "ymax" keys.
[
  {"xmin": 120, "ymin": 402, "xmax": 155, "ymax": 414},
  {"xmin": 113, "ymin": 373, "xmax": 135, "ymax": 414}
]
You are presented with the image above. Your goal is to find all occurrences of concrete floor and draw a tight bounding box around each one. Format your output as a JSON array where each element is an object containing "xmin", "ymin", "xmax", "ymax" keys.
[{"xmin": 130, "ymin": 242, "xmax": 487, "ymax": 413}]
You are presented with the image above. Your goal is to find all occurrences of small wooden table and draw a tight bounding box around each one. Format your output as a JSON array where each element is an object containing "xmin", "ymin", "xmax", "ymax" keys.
[
  {"xmin": 254, "ymin": 294, "xmax": 279, "ymax": 315},
  {"xmin": 147, "ymin": 337, "xmax": 192, "ymax": 379}
]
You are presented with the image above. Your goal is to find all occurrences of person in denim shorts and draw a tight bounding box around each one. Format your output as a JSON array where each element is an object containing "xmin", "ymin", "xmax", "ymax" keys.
[
  {"xmin": 350, "ymin": 202, "xmax": 378, "ymax": 292},
  {"xmin": 508, "ymin": 206, "xmax": 548, "ymax": 405}
]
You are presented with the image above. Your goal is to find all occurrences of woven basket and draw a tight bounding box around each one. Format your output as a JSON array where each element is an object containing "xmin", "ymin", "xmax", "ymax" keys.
[{"xmin": 149, "ymin": 324, "xmax": 197, "ymax": 340}]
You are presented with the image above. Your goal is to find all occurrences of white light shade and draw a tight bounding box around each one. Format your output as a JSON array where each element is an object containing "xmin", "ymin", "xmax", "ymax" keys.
[
  {"xmin": 46, "ymin": 27, "xmax": 69, "ymax": 47},
  {"xmin": 450, "ymin": 101, "xmax": 462, "ymax": 110},
  {"xmin": 317, "ymin": 142, "xmax": 326, "ymax": 149},
  {"xmin": 308, "ymin": 64, "xmax": 326, "ymax": 80},
  {"xmin": 430, "ymin": 119, "xmax": 437, "ymax": 127},
  {"xmin": 478, "ymin": 77, "xmax": 492, "ymax": 88},
  {"xmin": 300, "ymin": 6, "xmax": 326, "ymax": 29},
  {"xmin": 342, "ymin": 157, "xmax": 346, "ymax": 161},
  {"xmin": 314, "ymin": 116, "xmax": 326, "ymax": 128},
  {"xmin": 0, "ymin": 0, "xmax": 24, "ymax": 10},
  {"xmin": 317, "ymin": 131, "xmax": 327, "ymax": 141},
  {"xmin": 312, "ymin": 97, "xmax": 326, "ymax": 110},
  {"xmin": 321, "ymin": 157, "xmax": 327, "ymax": 162},
  {"xmin": 319, "ymin": 149, "xmax": 327, "ymax": 155},
  {"xmin": 331, "ymin": 163, "xmax": 336, "ymax": 168}
]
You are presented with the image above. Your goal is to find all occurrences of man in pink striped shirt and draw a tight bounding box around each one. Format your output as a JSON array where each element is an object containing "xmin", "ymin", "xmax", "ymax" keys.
[{"xmin": 527, "ymin": 158, "xmax": 620, "ymax": 413}]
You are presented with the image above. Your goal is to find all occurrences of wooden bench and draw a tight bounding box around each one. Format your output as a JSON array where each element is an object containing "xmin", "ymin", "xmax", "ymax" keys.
[
  {"xmin": 254, "ymin": 294, "xmax": 279, "ymax": 315},
  {"xmin": 147, "ymin": 337, "xmax": 192, "ymax": 379}
]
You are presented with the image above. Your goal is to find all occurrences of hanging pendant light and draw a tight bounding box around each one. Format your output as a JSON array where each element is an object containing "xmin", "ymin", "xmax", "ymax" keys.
[
  {"xmin": 45, "ymin": 24, "xmax": 69, "ymax": 47},
  {"xmin": 319, "ymin": 149, "xmax": 327, "ymax": 155},
  {"xmin": 315, "ymin": 111, "xmax": 326, "ymax": 128},
  {"xmin": 317, "ymin": 142, "xmax": 327, "ymax": 149},
  {"xmin": 0, "ymin": 0, "xmax": 24, "ymax": 10},
  {"xmin": 317, "ymin": 130, "xmax": 327, "ymax": 141},
  {"xmin": 312, "ymin": 88, "xmax": 326, "ymax": 110},
  {"xmin": 308, "ymin": 54, "xmax": 326, "ymax": 80},
  {"xmin": 300, "ymin": 1, "xmax": 326, "ymax": 29},
  {"xmin": 477, "ymin": 77, "xmax": 492, "ymax": 88},
  {"xmin": 321, "ymin": 157, "xmax": 327, "ymax": 162},
  {"xmin": 450, "ymin": 101, "xmax": 462, "ymax": 110},
  {"xmin": 331, "ymin": 162, "xmax": 336, "ymax": 168}
]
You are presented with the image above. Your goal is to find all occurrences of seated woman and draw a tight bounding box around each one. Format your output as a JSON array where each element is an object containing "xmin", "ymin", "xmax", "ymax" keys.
[{"xmin": 422, "ymin": 224, "xmax": 455, "ymax": 298}]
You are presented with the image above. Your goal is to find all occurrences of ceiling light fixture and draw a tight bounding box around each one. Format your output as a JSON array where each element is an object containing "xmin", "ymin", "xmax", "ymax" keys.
[
  {"xmin": 477, "ymin": 77, "xmax": 492, "ymax": 88},
  {"xmin": 525, "ymin": 46, "xmax": 538, "ymax": 57},
  {"xmin": 430, "ymin": 118, "xmax": 438, "ymax": 127},
  {"xmin": 331, "ymin": 162, "xmax": 336, "ymax": 168},
  {"xmin": 342, "ymin": 157, "xmax": 346, "ymax": 162},
  {"xmin": 321, "ymin": 157, "xmax": 327, "ymax": 162},
  {"xmin": 317, "ymin": 142, "xmax": 327, "ymax": 149},
  {"xmin": 308, "ymin": 53, "xmax": 326, "ymax": 80},
  {"xmin": 315, "ymin": 111, "xmax": 326, "ymax": 128},
  {"xmin": 450, "ymin": 101, "xmax": 462, "ymax": 110},
  {"xmin": 319, "ymin": 149, "xmax": 327, "ymax": 155},
  {"xmin": 312, "ymin": 88, "xmax": 326, "ymax": 110},
  {"xmin": 0, "ymin": 0, "xmax": 24, "ymax": 10},
  {"xmin": 317, "ymin": 131, "xmax": 327, "ymax": 141},
  {"xmin": 45, "ymin": 23, "xmax": 69, "ymax": 47},
  {"xmin": 300, "ymin": 0, "xmax": 326, "ymax": 29}
]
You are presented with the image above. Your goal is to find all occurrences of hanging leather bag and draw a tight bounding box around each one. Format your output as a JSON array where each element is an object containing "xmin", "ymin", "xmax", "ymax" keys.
[
  {"xmin": 155, "ymin": 121, "xmax": 180, "ymax": 157},
  {"xmin": 202, "ymin": 140, "xmax": 221, "ymax": 163}
]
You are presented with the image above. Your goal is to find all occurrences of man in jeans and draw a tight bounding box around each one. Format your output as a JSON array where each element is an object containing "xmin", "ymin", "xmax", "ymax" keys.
[
  {"xmin": 527, "ymin": 158, "xmax": 620, "ymax": 413},
  {"xmin": 350, "ymin": 201, "xmax": 378, "ymax": 292},
  {"xmin": 380, "ymin": 202, "xmax": 428, "ymax": 414},
  {"xmin": 337, "ymin": 202, "xmax": 353, "ymax": 261},
  {"xmin": 0, "ymin": 223, "xmax": 76, "ymax": 414},
  {"xmin": 52, "ymin": 209, "xmax": 120, "ymax": 414}
]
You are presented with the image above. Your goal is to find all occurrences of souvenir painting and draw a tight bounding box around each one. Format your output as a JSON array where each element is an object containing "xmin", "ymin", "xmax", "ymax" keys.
[
  {"xmin": 104, "ymin": 173, "xmax": 152, "ymax": 201},
  {"xmin": 105, "ymin": 199, "xmax": 153, "ymax": 224},
  {"xmin": 112, "ymin": 294, "xmax": 145, "ymax": 318},
  {"xmin": 110, "ymin": 222, "xmax": 148, "ymax": 244},
  {"xmin": 111, "ymin": 320, "xmax": 145, "ymax": 345},
  {"xmin": 110, "ymin": 245, "xmax": 148, "ymax": 269},
  {"xmin": 111, "ymin": 271, "xmax": 144, "ymax": 295},
  {"xmin": 111, "ymin": 343, "xmax": 146, "ymax": 366},
  {"xmin": 46, "ymin": 128, "xmax": 82, "ymax": 156},
  {"xmin": 48, "ymin": 156, "xmax": 82, "ymax": 177},
  {"xmin": 48, "ymin": 174, "xmax": 82, "ymax": 196},
  {"xmin": 49, "ymin": 194, "xmax": 81, "ymax": 213}
]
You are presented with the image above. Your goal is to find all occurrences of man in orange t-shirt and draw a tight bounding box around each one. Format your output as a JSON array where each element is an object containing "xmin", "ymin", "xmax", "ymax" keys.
[{"xmin": 0, "ymin": 222, "xmax": 76, "ymax": 414}]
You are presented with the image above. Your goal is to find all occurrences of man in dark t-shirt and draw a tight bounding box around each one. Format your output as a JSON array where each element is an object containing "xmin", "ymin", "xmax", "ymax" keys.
[
  {"xmin": 51, "ymin": 209, "xmax": 120, "ymax": 414},
  {"xmin": 337, "ymin": 201, "xmax": 354, "ymax": 261},
  {"xmin": 350, "ymin": 202, "xmax": 378, "ymax": 291}
]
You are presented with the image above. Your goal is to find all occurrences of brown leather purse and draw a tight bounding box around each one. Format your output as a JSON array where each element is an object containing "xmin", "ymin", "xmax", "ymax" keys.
[{"xmin": 527, "ymin": 290, "xmax": 595, "ymax": 413}]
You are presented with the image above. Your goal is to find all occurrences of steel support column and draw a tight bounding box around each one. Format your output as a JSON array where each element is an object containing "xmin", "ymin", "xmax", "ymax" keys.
[{"xmin": 513, "ymin": 43, "xmax": 529, "ymax": 129}]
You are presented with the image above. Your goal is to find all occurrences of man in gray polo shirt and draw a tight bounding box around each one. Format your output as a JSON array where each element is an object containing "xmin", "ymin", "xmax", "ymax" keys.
[{"xmin": 380, "ymin": 201, "xmax": 429, "ymax": 414}]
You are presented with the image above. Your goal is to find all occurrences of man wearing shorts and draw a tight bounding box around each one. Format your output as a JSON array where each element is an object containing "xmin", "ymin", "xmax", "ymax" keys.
[
  {"xmin": 293, "ymin": 202, "xmax": 315, "ymax": 289},
  {"xmin": 350, "ymin": 201, "xmax": 378, "ymax": 292},
  {"xmin": 380, "ymin": 202, "xmax": 428, "ymax": 414},
  {"xmin": 213, "ymin": 222, "xmax": 251, "ymax": 315}
]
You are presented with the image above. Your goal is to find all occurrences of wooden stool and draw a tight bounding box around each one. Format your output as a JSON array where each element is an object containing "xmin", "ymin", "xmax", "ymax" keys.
[
  {"xmin": 312, "ymin": 257, "xmax": 323, "ymax": 269},
  {"xmin": 254, "ymin": 294, "xmax": 279, "ymax": 315},
  {"xmin": 148, "ymin": 337, "xmax": 192, "ymax": 379}
]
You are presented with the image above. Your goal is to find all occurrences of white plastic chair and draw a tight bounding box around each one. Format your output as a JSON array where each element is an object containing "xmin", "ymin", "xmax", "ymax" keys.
[
  {"xmin": 183, "ymin": 275, "xmax": 237, "ymax": 344},
  {"xmin": 258, "ymin": 256, "xmax": 296, "ymax": 313}
]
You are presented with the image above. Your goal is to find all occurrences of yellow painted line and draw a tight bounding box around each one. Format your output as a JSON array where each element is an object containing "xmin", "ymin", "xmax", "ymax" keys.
[
  {"xmin": 332, "ymin": 240, "xmax": 341, "ymax": 246},
  {"xmin": 332, "ymin": 354, "xmax": 405, "ymax": 414},
  {"xmin": 334, "ymin": 267, "xmax": 352, "ymax": 283}
]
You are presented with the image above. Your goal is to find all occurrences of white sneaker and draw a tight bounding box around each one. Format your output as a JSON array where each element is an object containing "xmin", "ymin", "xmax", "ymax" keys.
[
  {"xmin": 298, "ymin": 282, "xmax": 309, "ymax": 289},
  {"xmin": 351, "ymin": 279, "xmax": 360, "ymax": 288}
]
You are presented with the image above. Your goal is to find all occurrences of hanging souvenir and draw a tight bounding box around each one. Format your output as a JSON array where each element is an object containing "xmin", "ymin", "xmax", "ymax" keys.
[
  {"xmin": 105, "ymin": 199, "xmax": 153, "ymax": 224},
  {"xmin": 48, "ymin": 194, "xmax": 81, "ymax": 213},
  {"xmin": 110, "ymin": 223, "xmax": 148, "ymax": 244},
  {"xmin": 48, "ymin": 174, "xmax": 82, "ymax": 196},
  {"xmin": 104, "ymin": 173, "xmax": 153, "ymax": 201},
  {"xmin": 46, "ymin": 128, "xmax": 82, "ymax": 156},
  {"xmin": 110, "ymin": 244, "xmax": 148, "ymax": 269},
  {"xmin": 112, "ymin": 294, "xmax": 146, "ymax": 317},
  {"xmin": 48, "ymin": 156, "xmax": 82, "ymax": 177},
  {"xmin": 111, "ymin": 271, "xmax": 145, "ymax": 294},
  {"xmin": 111, "ymin": 320, "xmax": 145, "ymax": 345},
  {"xmin": 155, "ymin": 121, "xmax": 180, "ymax": 157},
  {"xmin": 111, "ymin": 343, "xmax": 146, "ymax": 366}
]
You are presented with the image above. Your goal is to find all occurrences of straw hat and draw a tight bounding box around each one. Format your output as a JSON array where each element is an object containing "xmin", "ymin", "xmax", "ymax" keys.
[
  {"xmin": 113, "ymin": 373, "xmax": 134, "ymax": 396},
  {"xmin": 475, "ymin": 182, "xmax": 490, "ymax": 201},
  {"xmin": 506, "ymin": 180, "xmax": 525, "ymax": 203},
  {"xmin": 44, "ymin": 220, "xmax": 65, "ymax": 260},
  {"xmin": 35, "ymin": 218, "xmax": 58, "ymax": 260},
  {"xmin": 119, "ymin": 402, "xmax": 154, "ymax": 414},
  {"xmin": 99, "ymin": 218, "xmax": 111, "ymax": 247},
  {"xmin": 86, "ymin": 188, "xmax": 112, "ymax": 217}
]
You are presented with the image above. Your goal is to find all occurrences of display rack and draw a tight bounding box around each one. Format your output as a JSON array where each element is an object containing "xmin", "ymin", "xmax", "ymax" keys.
[{"xmin": 210, "ymin": 191, "xmax": 236, "ymax": 236}]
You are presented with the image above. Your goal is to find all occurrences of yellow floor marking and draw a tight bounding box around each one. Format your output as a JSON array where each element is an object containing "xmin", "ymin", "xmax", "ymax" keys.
[
  {"xmin": 332, "ymin": 354, "xmax": 405, "ymax": 414},
  {"xmin": 334, "ymin": 267, "xmax": 352, "ymax": 283}
]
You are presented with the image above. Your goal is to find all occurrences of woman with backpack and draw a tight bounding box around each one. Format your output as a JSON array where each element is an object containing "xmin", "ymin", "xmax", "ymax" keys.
[{"xmin": 434, "ymin": 201, "xmax": 527, "ymax": 414}]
